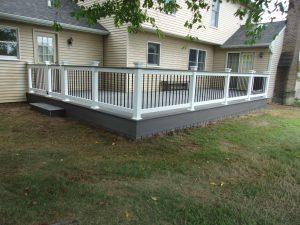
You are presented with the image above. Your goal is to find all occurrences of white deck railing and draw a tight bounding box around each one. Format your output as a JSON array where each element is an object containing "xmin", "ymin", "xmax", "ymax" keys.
[{"xmin": 27, "ymin": 62, "xmax": 270, "ymax": 120}]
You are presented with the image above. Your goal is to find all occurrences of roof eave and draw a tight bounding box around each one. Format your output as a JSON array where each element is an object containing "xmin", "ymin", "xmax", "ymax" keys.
[
  {"xmin": 142, "ymin": 26, "xmax": 220, "ymax": 45},
  {"xmin": 0, "ymin": 12, "xmax": 109, "ymax": 35},
  {"xmin": 220, "ymin": 43, "xmax": 270, "ymax": 49}
]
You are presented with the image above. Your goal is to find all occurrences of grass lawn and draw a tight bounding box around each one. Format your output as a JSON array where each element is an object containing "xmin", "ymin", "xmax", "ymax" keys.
[{"xmin": 0, "ymin": 103, "xmax": 300, "ymax": 225}]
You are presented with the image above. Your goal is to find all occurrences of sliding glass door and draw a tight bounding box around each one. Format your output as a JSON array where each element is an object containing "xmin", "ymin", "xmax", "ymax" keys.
[{"xmin": 226, "ymin": 52, "xmax": 254, "ymax": 73}]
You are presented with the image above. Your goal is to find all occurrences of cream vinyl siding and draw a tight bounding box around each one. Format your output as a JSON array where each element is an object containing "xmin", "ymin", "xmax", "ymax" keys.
[
  {"xmin": 127, "ymin": 32, "xmax": 214, "ymax": 70},
  {"xmin": 143, "ymin": 1, "xmax": 244, "ymax": 45},
  {"xmin": 97, "ymin": 18, "xmax": 128, "ymax": 67},
  {"xmin": 0, "ymin": 21, "xmax": 33, "ymax": 103},
  {"xmin": 0, "ymin": 61, "xmax": 28, "ymax": 103},
  {"xmin": 0, "ymin": 20, "xmax": 103, "ymax": 103},
  {"xmin": 80, "ymin": 0, "xmax": 128, "ymax": 67},
  {"xmin": 57, "ymin": 30, "xmax": 103, "ymax": 65}
]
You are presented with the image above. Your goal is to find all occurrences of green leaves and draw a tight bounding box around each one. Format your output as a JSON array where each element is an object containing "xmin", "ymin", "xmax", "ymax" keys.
[
  {"xmin": 58, "ymin": 0, "xmax": 288, "ymax": 44},
  {"xmin": 52, "ymin": 21, "xmax": 63, "ymax": 32},
  {"xmin": 244, "ymin": 24, "xmax": 266, "ymax": 45}
]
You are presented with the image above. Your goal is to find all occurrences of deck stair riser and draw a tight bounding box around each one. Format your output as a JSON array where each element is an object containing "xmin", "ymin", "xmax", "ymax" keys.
[{"xmin": 30, "ymin": 103, "xmax": 65, "ymax": 117}]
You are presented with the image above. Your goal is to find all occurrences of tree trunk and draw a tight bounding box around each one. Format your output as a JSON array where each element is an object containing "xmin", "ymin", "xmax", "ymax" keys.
[{"xmin": 273, "ymin": 0, "xmax": 300, "ymax": 104}]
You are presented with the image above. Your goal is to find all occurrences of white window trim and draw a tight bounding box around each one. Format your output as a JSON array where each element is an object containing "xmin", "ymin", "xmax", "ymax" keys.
[
  {"xmin": 225, "ymin": 51, "xmax": 256, "ymax": 73},
  {"xmin": 147, "ymin": 41, "xmax": 161, "ymax": 67},
  {"xmin": 0, "ymin": 25, "xmax": 20, "ymax": 60},
  {"xmin": 188, "ymin": 48, "xmax": 207, "ymax": 71},
  {"xmin": 33, "ymin": 29, "xmax": 58, "ymax": 64}
]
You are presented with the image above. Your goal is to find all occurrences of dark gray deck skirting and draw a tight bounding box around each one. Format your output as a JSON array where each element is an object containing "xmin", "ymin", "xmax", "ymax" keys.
[{"xmin": 26, "ymin": 93, "xmax": 267, "ymax": 139}]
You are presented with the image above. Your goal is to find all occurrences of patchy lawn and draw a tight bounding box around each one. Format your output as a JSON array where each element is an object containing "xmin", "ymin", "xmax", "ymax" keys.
[{"xmin": 0, "ymin": 103, "xmax": 300, "ymax": 225}]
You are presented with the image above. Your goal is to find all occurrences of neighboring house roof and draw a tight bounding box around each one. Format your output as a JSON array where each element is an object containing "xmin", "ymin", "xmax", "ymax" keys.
[
  {"xmin": 0, "ymin": 0, "xmax": 108, "ymax": 35},
  {"xmin": 221, "ymin": 21, "xmax": 286, "ymax": 48}
]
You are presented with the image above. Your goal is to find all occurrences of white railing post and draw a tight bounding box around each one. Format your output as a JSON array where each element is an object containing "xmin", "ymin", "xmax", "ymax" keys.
[
  {"xmin": 188, "ymin": 66, "xmax": 197, "ymax": 111},
  {"xmin": 264, "ymin": 71, "xmax": 271, "ymax": 98},
  {"xmin": 60, "ymin": 61, "xmax": 69, "ymax": 101},
  {"xmin": 247, "ymin": 70, "xmax": 255, "ymax": 101},
  {"xmin": 224, "ymin": 68, "xmax": 231, "ymax": 105},
  {"xmin": 91, "ymin": 61, "xmax": 100, "ymax": 109},
  {"xmin": 27, "ymin": 61, "xmax": 34, "ymax": 93},
  {"xmin": 45, "ymin": 61, "xmax": 52, "ymax": 96},
  {"xmin": 132, "ymin": 62, "xmax": 144, "ymax": 120}
]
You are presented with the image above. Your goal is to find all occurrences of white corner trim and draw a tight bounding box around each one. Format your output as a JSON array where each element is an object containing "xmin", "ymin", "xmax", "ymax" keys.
[{"xmin": 269, "ymin": 26, "xmax": 286, "ymax": 54}]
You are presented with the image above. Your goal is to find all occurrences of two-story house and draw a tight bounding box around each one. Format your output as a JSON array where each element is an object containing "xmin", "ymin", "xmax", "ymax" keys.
[{"xmin": 0, "ymin": 0, "xmax": 285, "ymax": 103}]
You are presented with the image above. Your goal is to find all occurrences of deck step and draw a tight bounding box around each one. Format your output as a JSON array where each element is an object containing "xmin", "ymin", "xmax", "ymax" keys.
[{"xmin": 30, "ymin": 103, "xmax": 65, "ymax": 117}]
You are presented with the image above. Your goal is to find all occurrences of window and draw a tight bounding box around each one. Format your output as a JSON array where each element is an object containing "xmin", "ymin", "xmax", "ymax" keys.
[
  {"xmin": 240, "ymin": 53, "xmax": 254, "ymax": 72},
  {"xmin": 0, "ymin": 26, "xmax": 19, "ymax": 59},
  {"xmin": 48, "ymin": 0, "xmax": 54, "ymax": 7},
  {"xmin": 148, "ymin": 42, "xmax": 160, "ymax": 66},
  {"xmin": 188, "ymin": 49, "xmax": 206, "ymax": 71},
  {"xmin": 164, "ymin": 0, "xmax": 176, "ymax": 14},
  {"xmin": 226, "ymin": 52, "xmax": 254, "ymax": 73},
  {"xmin": 211, "ymin": 0, "xmax": 220, "ymax": 28},
  {"xmin": 35, "ymin": 33, "xmax": 56, "ymax": 63},
  {"xmin": 227, "ymin": 53, "xmax": 240, "ymax": 72}
]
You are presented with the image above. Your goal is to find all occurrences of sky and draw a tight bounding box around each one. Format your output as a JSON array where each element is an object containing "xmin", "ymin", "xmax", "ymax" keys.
[{"xmin": 261, "ymin": 0, "xmax": 289, "ymax": 22}]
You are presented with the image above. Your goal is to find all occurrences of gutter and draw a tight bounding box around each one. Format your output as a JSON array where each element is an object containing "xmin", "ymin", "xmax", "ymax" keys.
[
  {"xmin": 220, "ymin": 43, "xmax": 270, "ymax": 49},
  {"xmin": 0, "ymin": 12, "xmax": 109, "ymax": 35}
]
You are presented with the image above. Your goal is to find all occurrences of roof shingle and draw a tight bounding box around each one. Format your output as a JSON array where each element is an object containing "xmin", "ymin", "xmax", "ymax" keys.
[
  {"xmin": 0, "ymin": 0, "xmax": 107, "ymax": 33},
  {"xmin": 222, "ymin": 21, "xmax": 286, "ymax": 48}
]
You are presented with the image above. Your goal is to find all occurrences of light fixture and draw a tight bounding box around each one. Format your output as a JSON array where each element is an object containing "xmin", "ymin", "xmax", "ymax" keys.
[
  {"xmin": 67, "ymin": 37, "xmax": 73, "ymax": 46},
  {"xmin": 259, "ymin": 52, "xmax": 263, "ymax": 58}
]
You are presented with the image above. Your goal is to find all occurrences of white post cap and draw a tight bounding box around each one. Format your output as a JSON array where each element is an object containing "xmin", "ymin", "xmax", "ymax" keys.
[
  {"xmin": 26, "ymin": 61, "xmax": 33, "ymax": 65},
  {"xmin": 91, "ymin": 61, "xmax": 100, "ymax": 66},
  {"xmin": 44, "ymin": 61, "xmax": 51, "ymax": 65},
  {"xmin": 248, "ymin": 70, "xmax": 256, "ymax": 74},
  {"xmin": 133, "ymin": 62, "xmax": 144, "ymax": 68},
  {"xmin": 60, "ymin": 61, "xmax": 69, "ymax": 65},
  {"xmin": 225, "ymin": 68, "xmax": 232, "ymax": 73},
  {"xmin": 190, "ymin": 66, "xmax": 197, "ymax": 71}
]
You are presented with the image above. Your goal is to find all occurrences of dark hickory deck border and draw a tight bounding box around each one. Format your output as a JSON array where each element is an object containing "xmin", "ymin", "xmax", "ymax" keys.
[{"xmin": 27, "ymin": 93, "xmax": 267, "ymax": 139}]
